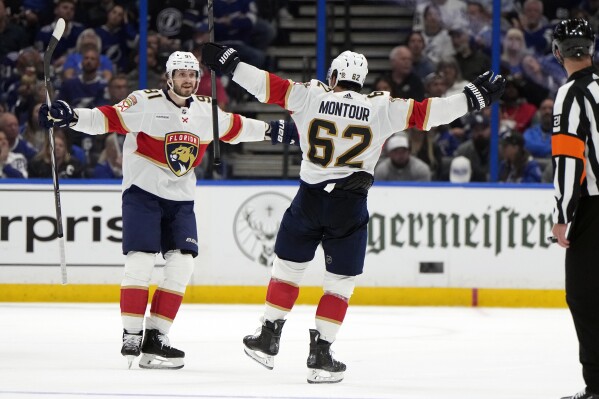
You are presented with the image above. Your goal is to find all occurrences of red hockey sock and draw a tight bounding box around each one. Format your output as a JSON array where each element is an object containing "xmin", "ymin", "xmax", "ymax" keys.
[
  {"xmin": 120, "ymin": 286, "xmax": 149, "ymax": 317},
  {"xmin": 266, "ymin": 278, "xmax": 299, "ymax": 312},
  {"xmin": 150, "ymin": 288, "xmax": 184, "ymax": 322},
  {"xmin": 316, "ymin": 294, "xmax": 349, "ymax": 325}
]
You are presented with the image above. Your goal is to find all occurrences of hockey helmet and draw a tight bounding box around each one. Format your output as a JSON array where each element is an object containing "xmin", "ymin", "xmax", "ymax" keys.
[
  {"xmin": 165, "ymin": 51, "xmax": 201, "ymax": 79},
  {"xmin": 327, "ymin": 51, "xmax": 368, "ymax": 89},
  {"xmin": 552, "ymin": 18, "xmax": 595, "ymax": 62}
]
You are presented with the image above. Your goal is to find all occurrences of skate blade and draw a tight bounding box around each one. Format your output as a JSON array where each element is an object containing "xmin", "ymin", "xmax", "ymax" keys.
[
  {"xmin": 139, "ymin": 353, "xmax": 184, "ymax": 370},
  {"xmin": 243, "ymin": 346, "xmax": 274, "ymax": 370},
  {"xmin": 125, "ymin": 355, "xmax": 136, "ymax": 369},
  {"xmin": 307, "ymin": 368, "xmax": 344, "ymax": 384}
]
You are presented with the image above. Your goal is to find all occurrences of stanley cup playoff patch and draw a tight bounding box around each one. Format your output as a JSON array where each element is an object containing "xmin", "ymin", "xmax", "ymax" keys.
[{"xmin": 165, "ymin": 132, "xmax": 199, "ymax": 176}]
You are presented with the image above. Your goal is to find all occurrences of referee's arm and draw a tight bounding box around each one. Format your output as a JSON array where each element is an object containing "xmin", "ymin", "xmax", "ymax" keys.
[{"xmin": 551, "ymin": 85, "xmax": 587, "ymax": 226}]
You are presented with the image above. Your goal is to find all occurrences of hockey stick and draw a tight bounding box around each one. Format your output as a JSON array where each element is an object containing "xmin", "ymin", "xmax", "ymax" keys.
[
  {"xmin": 43, "ymin": 18, "xmax": 67, "ymax": 285},
  {"xmin": 208, "ymin": 0, "xmax": 221, "ymax": 165}
]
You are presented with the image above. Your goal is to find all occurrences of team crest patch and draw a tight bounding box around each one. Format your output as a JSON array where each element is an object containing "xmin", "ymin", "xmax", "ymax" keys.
[
  {"xmin": 115, "ymin": 95, "xmax": 137, "ymax": 112},
  {"xmin": 165, "ymin": 132, "xmax": 200, "ymax": 176}
]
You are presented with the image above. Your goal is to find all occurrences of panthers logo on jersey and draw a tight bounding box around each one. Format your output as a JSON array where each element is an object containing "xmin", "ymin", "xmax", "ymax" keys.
[{"xmin": 165, "ymin": 132, "xmax": 199, "ymax": 176}]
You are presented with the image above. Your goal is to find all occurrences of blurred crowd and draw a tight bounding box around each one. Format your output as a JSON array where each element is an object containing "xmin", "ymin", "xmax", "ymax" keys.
[
  {"xmin": 374, "ymin": 0, "xmax": 594, "ymax": 184},
  {"xmin": 0, "ymin": 0, "xmax": 591, "ymax": 183}
]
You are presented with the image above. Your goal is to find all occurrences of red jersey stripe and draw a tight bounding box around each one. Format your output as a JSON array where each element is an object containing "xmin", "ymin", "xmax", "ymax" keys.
[
  {"xmin": 192, "ymin": 143, "xmax": 209, "ymax": 167},
  {"xmin": 98, "ymin": 105, "xmax": 129, "ymax": 134},
  {"xmin": 407, "ymin": 98, "xmax": 430, "ymax": 130},
  {"xmin": 220, "ymin": 113, "xmax": 243, "ymax": 142},
  {"xmin": 265, "ymin": 73, "xmax": 292, "ymax": 108},
  {"xmin": 136, "ymin": 132, "xmax": 167, "ymax": 165}
]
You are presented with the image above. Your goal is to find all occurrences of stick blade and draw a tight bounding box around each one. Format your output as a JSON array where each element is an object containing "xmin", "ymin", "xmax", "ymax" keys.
[{"xmin": 52, "ymin": 18, "xmax": 66, "ymax": 40}]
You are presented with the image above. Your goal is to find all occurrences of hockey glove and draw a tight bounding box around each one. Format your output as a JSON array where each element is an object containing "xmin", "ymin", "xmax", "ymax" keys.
[
  {"xmin": 463, "ymin": 71, "xmax": 506, "ymax": 111},
  {"xmin": 267, "ymin": 120, "xmax": 299, "ymax": 146},
  {"xmin": 39, "ymin": 100, "xmax": 75, "ymax": 129},
  {"xmin": 201, "ymin": 43, "xmax": 241, "ymax": 75}
]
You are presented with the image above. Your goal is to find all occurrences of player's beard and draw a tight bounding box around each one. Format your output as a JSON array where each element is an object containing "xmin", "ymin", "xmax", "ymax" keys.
[{"xmin": 174, "ymin": 84, "xmax": 195, "ymax": 98}]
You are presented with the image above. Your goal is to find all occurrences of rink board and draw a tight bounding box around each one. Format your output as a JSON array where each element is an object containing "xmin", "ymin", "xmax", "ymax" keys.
[{"xmin": 0, "ymin": 181, "xmax": 565, "ymax": 307}]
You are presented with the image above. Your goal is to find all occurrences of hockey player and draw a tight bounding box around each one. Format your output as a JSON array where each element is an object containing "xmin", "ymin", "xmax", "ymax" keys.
[
  {"xmin": 202, "ymin": 43, "xmax": 506, "ymax": 383},
  {"xmin": 39, "ymin": 51, "xmax": 296, "ymax": 370}
]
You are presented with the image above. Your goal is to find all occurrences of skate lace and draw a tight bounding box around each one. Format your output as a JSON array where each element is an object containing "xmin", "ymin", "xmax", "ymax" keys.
[
  {"xmin": 573, "ymin": 390, "xmax": 591, "ymax": 399},
  {"xmin": 157, "ymin": 333, "xmax": 171, "ymax": 348},
  {"xmin": 123, "ymin": 334, "xmax": 142, "ymax": 349}
]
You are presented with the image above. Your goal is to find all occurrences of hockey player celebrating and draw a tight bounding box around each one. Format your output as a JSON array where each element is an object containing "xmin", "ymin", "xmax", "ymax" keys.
[
  {"xmin": 202, "ymin": 44, "xmax": 506, "ymax": 383},
  {"xmin": 39, "ymin": 51, "xmax": 296, "ymax": 370}
]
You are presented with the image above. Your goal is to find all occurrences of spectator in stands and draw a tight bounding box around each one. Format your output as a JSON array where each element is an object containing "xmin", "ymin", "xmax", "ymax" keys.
[
  {"xmin": 126, "ymin": 45, "xmax": 164, "ymax": 91},
  {"xmin": 34, "ymin": 0, "xmax": 84, "ymax": 68},
  {"xmin": 22, "ymin": 102, "xmax": 46, "ymax": 151},
  {"xmin": 0, "ymin": 112, "xmax": 37, "ymax": 161},
  {"xmin": 523, "ymin": 98, "xmax": 553, "ymax": 158},
  {"xmin": 454, "ymin": 111, "xmax": 491, "ymax": 182},
  {"xmin": 413, "ymin": 0, "xmax": 468, "ymax": 32},
  {"xmin": 406, "ymin": 31, "xmax": 435, "ymax": 79},
  {"xmin": 501, "ymin": 28, "xmax": 529, "ymax": 77},
  {"xmin": 385, "ymin": 45, "xmax": 425, "ymax": 100},
  {"xmin": 373, "ymin": 75, "xmax": 394, "ymax": 92},
  {"xmin": 92, "ymin": 133, "xmax": 122, "ymax": 178},
  {"xmin": 408, "ymin": 128, "xmax": 443, "ymax": 180},
  {"xmin": 63, "ymin": 29, "xmax": 114, "ymax": 81},
  {"xmin": 449, "ymin": 155, "xmax": 471, "ymax": 183},
  {"xmin": 517, "ymin": 0, "xmax": 553, "ymax": 56},
  {"xmin": 449, "ymin": 24, "xmax": 491, "ymax": 81},
  {"xmin": 95, "ymin": 3, "xmax": 138, "ymax": 72},
  {"xmin": 0, "ymin": 0, "xmax": 29, "ymax": 61},
  {"xmin": 498, "ymin": 131, "xmax": 542, "ymax": 183},
  {"xmin": 541, "ymin": 161, "xmax": 553, "ymax": 183},
  {"xmin": 0, "ymin": 129, "xmax": 27, "ymax": 178},
  {"xmin": 149, "ymin": 0, "xmax": 201, "ymax": 51},
  {"xmin": 375, "ymin": 134, "xmax": 432, "ymax": 181},
  {"xmin": 85, "ymin": 0, "xmax": 118, "ymax": 28},
  {"xmin": 4, "ymin": 48, "xmax": 45, "ymax": 123},
  {"xmin": 58, "ymin": 45, "xmax": 109, "ymax": 109},
  {"xmin": 500, "ymin": 75, "xmax": 537, "ymax": 134},
  {"xmin": 521, "ymin": 54, "xmax": 559, "ymax": 100},
  {"xmin": 423, "ymin": 71, "xmax": 465, "ymax": 157},
  {"xmin": 465, "ymin": 1, "xmax": 492, "ymax": 51},
  {"xmin": 28, "ymin": 128, "xmax": 83, "ymax": 178},
  {"xmin": 191, "ymin": 44, "xmax": 229, "ymax": 109},
  {"xmin": 420, "ymin": 4, "xmax": 456, "ymax": 65},
  {"xmin": 437, "ymin": 57, "xmax": 468, "ymax": 97},
  {"xmin": 210, "ymin": 0, "xmax": 275, "ymax": 69}
]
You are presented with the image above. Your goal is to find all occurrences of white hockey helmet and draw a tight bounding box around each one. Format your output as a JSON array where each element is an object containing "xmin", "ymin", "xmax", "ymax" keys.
[
  {"xmin": 166, "ymin": 51, "xmax": 201, "ymax": 79},
  {"xmin": 165, "ymin": 51, "xmax": 201, "ymax": 99},
  {"xmin": 327, "ymin": 50, "xmax": 368, "ymax": 89}
]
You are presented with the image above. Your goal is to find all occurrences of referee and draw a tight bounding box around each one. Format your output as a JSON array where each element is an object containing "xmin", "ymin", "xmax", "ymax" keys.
[{"xmin": 551, "ymin": 18, "xmax": 599, "ymax": 399}]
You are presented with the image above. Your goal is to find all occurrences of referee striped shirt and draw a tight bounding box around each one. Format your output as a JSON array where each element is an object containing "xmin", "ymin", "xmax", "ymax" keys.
[{"xmin": 552, "ymin": 66, "xmax": 599, "ymax": 224}]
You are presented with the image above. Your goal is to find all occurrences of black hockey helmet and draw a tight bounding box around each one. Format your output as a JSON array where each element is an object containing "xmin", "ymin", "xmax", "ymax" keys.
[{"xmin": 552, "ymin": 18, "xmax": 595, "ymax": 62}]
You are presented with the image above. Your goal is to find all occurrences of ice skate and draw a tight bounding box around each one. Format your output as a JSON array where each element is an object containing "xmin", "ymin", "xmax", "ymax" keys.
[
  {"xmin": 243, "ymin": 319, "xmax": 286, "ymax": 370},
  {"xmin": 138, "ymin": 329, "xmax": 184, "ymax": 369},
  {"xmin": 306, "ymin": 329, "xmax": 346, "ymax": 384},
  {"xmin": 561, "ymin": 389, "xmax": 599, "ymax": 399},
  {"xmin": 121, "ymin": 330, "xmax": 143, "ymax": 369}
]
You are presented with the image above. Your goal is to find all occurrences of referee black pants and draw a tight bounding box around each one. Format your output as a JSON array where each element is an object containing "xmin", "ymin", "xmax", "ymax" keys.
[{"xmin": 566, "ymin": 196, "xmax": 599, "ymax": 393}]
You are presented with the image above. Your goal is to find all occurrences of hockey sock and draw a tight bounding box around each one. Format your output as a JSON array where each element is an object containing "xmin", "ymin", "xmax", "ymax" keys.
[
  {"xmin": 264, "ymin": 278, "xmax": 299, "ymax": 321},
  {"xmin": 315, "ymin": 293, "xmax": 349, "ymax": 343},
  {"xmin": 121, "ymin": 286, "xmax": 148, "ymax": 333},
  {"xmin": 147, "ymin": 288, "xmax": 184, "ymax": 334}
]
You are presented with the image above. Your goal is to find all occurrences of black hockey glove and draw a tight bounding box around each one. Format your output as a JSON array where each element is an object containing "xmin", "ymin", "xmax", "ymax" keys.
[
  {"xmin": 267, "ymin": 120, "xmax": 299, "ymax": 146},
  {"xmin": 39, "ymin": 100, "xmax": 75, "ymax": 128},
  {"xmin": 463, "ymin": 71, "xmax": 506, "ymax": 111},
  {"xmin": 201, "ymin": 42, "xmax": 241, "ymax": 75}
]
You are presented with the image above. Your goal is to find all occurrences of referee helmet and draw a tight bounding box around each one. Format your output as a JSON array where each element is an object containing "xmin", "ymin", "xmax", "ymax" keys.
[{"xmin": 552, "ymin": 18, "xmax": 595, "ymax": 62}]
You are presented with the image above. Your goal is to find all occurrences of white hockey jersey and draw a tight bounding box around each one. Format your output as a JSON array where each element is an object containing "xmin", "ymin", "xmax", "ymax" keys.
[
  {"xmin": 233, "ymin": 62, "xmax": 469, "ymax": 184},
  {"xmin": 71, "ymin": 89, "xmax": 267, "ymax": 201}
]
